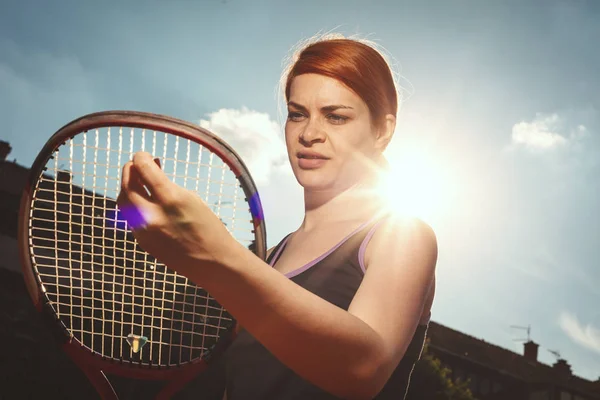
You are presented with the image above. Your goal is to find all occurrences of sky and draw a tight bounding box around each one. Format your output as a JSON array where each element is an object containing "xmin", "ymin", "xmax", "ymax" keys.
[{"xmin": 1, "ymin": 0, "xmax": 599, "ymax": 381}]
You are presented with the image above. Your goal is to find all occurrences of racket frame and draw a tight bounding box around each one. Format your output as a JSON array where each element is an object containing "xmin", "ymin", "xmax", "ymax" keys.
[{"xmin": 18, "ymin": 110, "xmax": 268, "ymax": 399}]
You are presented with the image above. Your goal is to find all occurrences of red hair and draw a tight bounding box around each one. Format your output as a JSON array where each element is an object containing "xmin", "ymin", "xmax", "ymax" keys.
[{"xmin": 284, "ymin": 38, "xmax": 398, "ymax": 130}]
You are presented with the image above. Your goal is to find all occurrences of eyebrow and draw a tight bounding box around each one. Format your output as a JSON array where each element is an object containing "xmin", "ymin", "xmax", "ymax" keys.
[{"xmin": 287, "ymin": 101, "xmax": 354, "ymax": 113}]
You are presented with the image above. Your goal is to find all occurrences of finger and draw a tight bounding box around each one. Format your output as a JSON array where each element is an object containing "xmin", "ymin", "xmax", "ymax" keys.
[
  {"xmin": 120, "ymin": 161, "xmax": 133, "ymax": 193},
  {"xmin": 132, "ymin": 152, "xmax": 173, "ymax": 204},
  {"xmin": 117, "ymin": 161, "xmax": 134, "ymax": 207},
  {"xmin": 127, "ymin": 161, "xmax": 153, "ymax": 201},
  {"xmin": 119, "ymin": 161, "xmax": 154, "ymax": 229},
  {"xmin": 120, "ymin": 161, "xmax": 150, "ymax": 205}
]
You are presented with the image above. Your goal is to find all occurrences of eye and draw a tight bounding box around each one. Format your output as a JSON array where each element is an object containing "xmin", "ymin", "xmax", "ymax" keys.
[
  {"xmin": 287, "ymin": 111, "xmax": 306, "ymax": 122},
  {"xmin": 327, "ymin": 114, "xmax": 349, "ymax": 124}
]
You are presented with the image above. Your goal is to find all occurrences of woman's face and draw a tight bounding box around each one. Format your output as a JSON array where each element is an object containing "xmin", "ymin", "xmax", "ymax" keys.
[{"xmin": 285, "ymin": 73, "xmax": 386, "ymax": 193}]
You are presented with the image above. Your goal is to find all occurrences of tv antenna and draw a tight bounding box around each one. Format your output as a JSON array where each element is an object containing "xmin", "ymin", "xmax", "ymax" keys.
[
  {"xmin": 547, "ymin": 349, "xmax": 561, "ymax": 360},
  {"xmin": 510, "ymin": 324, "xmax": 531, "ymax": 342}
]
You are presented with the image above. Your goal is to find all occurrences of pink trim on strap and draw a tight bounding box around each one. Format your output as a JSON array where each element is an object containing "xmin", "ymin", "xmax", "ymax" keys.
[
  {"xmin": 270, "ymin": 213, "xmax": 383, "ymax": 279},
  {"xmin": 358, "ymin": 218, "xmax": 387, "ymax": 274},
  {"xmin": 268, "ymin": 235, "xmax": 291, "ymax": 267}
]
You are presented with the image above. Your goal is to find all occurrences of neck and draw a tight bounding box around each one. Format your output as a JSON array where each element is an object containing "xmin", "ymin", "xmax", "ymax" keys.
[{"xmin": 300, "ymin": 181, "xmax": 382, "ymax": 232}]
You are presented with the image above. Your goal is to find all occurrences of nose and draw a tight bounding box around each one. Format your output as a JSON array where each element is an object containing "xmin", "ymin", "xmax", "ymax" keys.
[{"xmin": 299, "ymin": 118, "xmax": 325, "ymax": 145}]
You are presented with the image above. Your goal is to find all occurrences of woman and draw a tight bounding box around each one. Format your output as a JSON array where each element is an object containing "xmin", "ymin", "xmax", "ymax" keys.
[{"xmin": 118, "ymin": 35, "xmax": 437, "ymax": 400}]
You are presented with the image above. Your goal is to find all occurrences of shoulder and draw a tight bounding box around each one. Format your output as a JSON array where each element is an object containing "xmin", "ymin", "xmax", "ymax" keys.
[
  {"xmin": 379, "ymin": 214, "xmax": 436, "ymax": 247},
  {"xmin": 363, "ymin": 214, "xmax": 437, "ymax": 273}
]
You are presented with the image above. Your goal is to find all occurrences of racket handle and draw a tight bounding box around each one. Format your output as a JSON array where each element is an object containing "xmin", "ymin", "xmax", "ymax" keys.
[{"xmin": 81, "ymin": 365, "xmax": 118, "ymax": 400}]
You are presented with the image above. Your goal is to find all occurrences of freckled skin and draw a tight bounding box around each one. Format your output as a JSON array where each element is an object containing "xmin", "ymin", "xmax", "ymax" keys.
[{"xmin": 285, "ymin": 73, "xmax": 390, "ymax": 195}]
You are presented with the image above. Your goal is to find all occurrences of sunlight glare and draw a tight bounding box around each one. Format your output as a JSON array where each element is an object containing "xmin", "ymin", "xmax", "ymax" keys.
[{"xmin": 377, "ymin": 142, "xmax": 455, "ymax": 225}]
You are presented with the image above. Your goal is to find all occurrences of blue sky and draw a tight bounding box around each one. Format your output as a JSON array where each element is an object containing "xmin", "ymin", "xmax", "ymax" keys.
[{"xmin": 1, "ymin": 0, "xmax": 599, "ymax": 380}]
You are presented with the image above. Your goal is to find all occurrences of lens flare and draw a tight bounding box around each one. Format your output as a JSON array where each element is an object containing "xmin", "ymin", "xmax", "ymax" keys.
[{"xmin": 376, "ymin": 144, "xmax": 455, "ymax": 225}]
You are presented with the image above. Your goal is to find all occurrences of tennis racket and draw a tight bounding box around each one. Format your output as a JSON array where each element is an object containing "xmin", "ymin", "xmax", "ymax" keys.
[{"xmin": 18, "ymin": 111, "xmax": 267, "ymax": 399}]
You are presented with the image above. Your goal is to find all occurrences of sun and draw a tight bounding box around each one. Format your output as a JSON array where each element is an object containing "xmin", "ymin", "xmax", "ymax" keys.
[{"xmin": 375, "ymin": 141, "xmax": 455, "ymax": 225}]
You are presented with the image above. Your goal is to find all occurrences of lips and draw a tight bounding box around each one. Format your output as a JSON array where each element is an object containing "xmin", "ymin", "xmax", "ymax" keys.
[
  {"xmin": 297, "ymin": 151, "xmax": 329, "ymax": 160},
  {"xmin": 296, "ymin": 150, "xmax": 329, "ymax": 170}
]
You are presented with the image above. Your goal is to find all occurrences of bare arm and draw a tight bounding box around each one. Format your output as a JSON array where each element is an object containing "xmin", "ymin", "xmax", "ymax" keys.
[{"xmin": 199, "ymin": 216, "xmax": 437, "ymax": 400}]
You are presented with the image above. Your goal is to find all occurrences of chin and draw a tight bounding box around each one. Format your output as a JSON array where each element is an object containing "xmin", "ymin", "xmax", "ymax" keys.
[
  {"xmin": 293, "ymin": 169, "xmax": 336, "ymax": 192},
  {"xmin": 296, "ymin": 172, "xmax": 362, "ymax": 195},
  {"xmin": 297, "ymin": 178, "xmax": 335, "ymax": 192}
]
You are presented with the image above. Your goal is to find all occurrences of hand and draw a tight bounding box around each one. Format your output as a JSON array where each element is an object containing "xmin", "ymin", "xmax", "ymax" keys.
[{"xmin": 116, "ymin": 151, "xmax": 236, "ymax": 277}]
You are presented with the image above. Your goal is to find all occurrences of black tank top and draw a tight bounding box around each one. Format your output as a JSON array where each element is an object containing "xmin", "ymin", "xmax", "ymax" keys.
[{"xmin": 224, "ymin": 214, "xmax": 429, "ymax": 399}]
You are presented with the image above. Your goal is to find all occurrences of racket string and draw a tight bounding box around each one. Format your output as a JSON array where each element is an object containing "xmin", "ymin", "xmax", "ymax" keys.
[{"xmin": 29, "ymin": 125, "xmax": 255, "ymax": 367}]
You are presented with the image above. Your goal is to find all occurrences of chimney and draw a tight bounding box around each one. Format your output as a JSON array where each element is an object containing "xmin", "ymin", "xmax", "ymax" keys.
[
  {"xmin": 553, "ymin": 359, "xmax": 572, "ymax": 376},
  {"xmin": 523, "ymin": 340, "xmax": 539, "ymax": 362},
  {"xmin": 0, "ymin": 140, "xmax": 11, "ymax": 162},
  {"xmin": 57, "ymin": 169, "xmax": 72, "ymax": 183}
]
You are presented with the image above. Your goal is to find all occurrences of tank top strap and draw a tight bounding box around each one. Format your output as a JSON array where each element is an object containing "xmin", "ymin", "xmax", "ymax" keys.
[
  {"xmin": 334, "ymin": 211, "xmax": 393, "ymax": 276},
  {"xmin": 268, "ymin": 211, "xmax": 392, "ymax": 275},
  {"xmin": 265, "ymin": 233, "xmax": 291, "ymax": 265}
]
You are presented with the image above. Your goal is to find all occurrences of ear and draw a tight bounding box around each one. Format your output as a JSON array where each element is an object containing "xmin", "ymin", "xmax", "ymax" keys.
[{"xmin": 375, "ymin": 114, "xmax": 396, "ymax": 152}]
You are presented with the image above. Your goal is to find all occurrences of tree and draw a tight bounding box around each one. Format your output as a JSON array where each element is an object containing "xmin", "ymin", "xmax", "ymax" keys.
[{"xmin": 405, "ymin": 339, "xmax": 477, "ymax": 400}]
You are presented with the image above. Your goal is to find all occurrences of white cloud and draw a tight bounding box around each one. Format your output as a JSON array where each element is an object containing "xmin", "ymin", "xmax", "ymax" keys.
[
  {"xmin": 510, "ymin": 113, "xmax": 586, "ymax": 151},
  {"xmin": 559, "ymin": 311, "xmax": 600, "ymax": 354},
  {"xmin": 199, "ymin": 107, "xmax": 290, "ymax": 185},
  {"xmin": 198, "ymin": 107, "xmax": 304, "ymax": 246}
]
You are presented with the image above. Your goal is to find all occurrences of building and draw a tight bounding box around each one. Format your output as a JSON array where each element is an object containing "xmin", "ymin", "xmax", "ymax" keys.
[
  {"xmin": 1, "ymin": 140, "xmax": 599, "ymax": 399},
  {"xmin": 0, "ymin": 141, "xmax": 28, "ymax": 274},
  {"xmin": 425, "ymin": 321, "xmax": 600, "ymax": 399}
]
